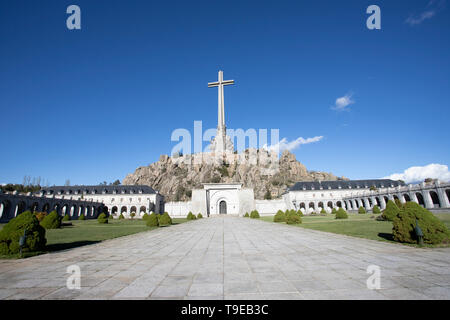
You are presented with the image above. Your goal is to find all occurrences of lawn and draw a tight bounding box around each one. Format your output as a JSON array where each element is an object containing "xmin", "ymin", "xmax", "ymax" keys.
[
  {"xmin": 260, "ymin": 212, "xmax": 450, "ymax": 246},
  {"xmin": 0, "ymin": 217, "xmax": 188, "ymax": 259}
]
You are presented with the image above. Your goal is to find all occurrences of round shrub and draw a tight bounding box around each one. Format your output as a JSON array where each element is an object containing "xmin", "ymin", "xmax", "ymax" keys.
[
  {"xmin": 358, "ymin": 206, "xmax": 366, "ymax": 214},
  {"xmin": 119, "ymin": 213, "xmax": 125, "ymax": 220},
  {"xmin": 197, "ymin": 213, "xmax": 203, "ymax": 219},
  {"xmin": 244, "ymin": 212, "xmax": 249, "ymax": 218},
  {"xmin": 335, "ymin": 208, "xmax": 348, "ymax": 219},
  {"xmin": 40, "ymin": 211, "xmax": 61, "ymax": 229},
  {"xmin": 382, "ymin": 200, "xmax": 400, "ymax": 221},
  {"xmin": 146, "ymin": 212, "xmax": 159, "ymax": 227},
  {"xmin": 331, "ymin": 208, "xmax": 337, "ymax": 214},
  {"xmin": 142, "ymin": 213, "xmax": 149, "ymax": 220},
  {"xmin": 62, "ymin": 214, "xmax": 70, "ymax": 221},
  {"xmin": 130, "ymin": 212, "xmax": 136, "ymax": 219},
  {"xmin": 393, "ymin": 202, "xmax": 450, "ymax": 244},
  {"xmin": 297, "ymin": 210, "xmax": 304, "ymax": 217},
  {"xmin": 273, "ymin": 210, "xmax": 286, "ymax": 223},
  {"xmin": 286, "ymin": 211, "xmax": 302, "ymax": 224},
  {"xmin": 372, "ymin": 205, "xmax": 381, "ymax": 214},
  {"xmin": 159, "ymin": 212, "xmax": 172, "ymax": 226},
  {"xmin": 320, "ymin": 208, "xmax": 327, "ymax": 215},
  {"xmin": 78, "ymin": 213, "xmax": 85, "ymax": 220},
  {"xmin": 250, "ymin": 210, "xmax": 260, "ymax": 219},
  {"xmin": 187, "ymin": 212, "xmax": 196, "ymax": 220},
  {"xmin": 97, "ymin": 213, "xmax": 108, "ymax": 224},
  {"xmin": 0, "ymin": 211, "xmax": 47, "ymax": 255}
]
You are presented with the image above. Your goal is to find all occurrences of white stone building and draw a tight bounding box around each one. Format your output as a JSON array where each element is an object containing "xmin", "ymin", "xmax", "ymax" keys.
[{"xmin": 39, "ymin": 185, "xmax": 164, "ymax": 218}]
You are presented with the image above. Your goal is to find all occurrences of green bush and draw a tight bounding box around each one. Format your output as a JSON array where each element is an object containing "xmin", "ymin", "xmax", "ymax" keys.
[
  {"xmin": 358, "ymin": 206, "xmax": 366, "ymax": 214},
  {"xmin": 331, "ymin": 208, "xmax": 337, "ymax": 214},
  {"xmin": 244, "ymin": 212, "xmax": 249, "ymax": 218},
  {"xmin": 320, "ymin": 208, "xmax": 327, "ymax": 215},
  {"xmin": 119, "ymin": 213, "xmax": 125, "ymax": 220},
  {"xmin": 97, "ymin": 213, "xmax": 108, "ymax": 224},
  {"xmin": 130, "ymin": 212, "xmax": 136, "ymax": 219},
  {"xmin": 286, "ymin": 211, "xmax": 302, "ymax": 224},
  {"xmin": 78, "ymin": 213, "xmax": 85, "ymax": 220},
  {"xmin": 394, "ymin": 198, "xmax": 404, "ymax": 209},
  {"xmin": 335, "ymin": 208, "xmax": 348, "ymax": 219},
  {"xmin": 159, "ymin": 212, "xmax": 172, "ymax": 226},
  {"xmin": 197, "ymin": 213, "xmax": 203, "ymax": 219},
  {"xmin": 0, "ymin": 211, "xmax": 47, "ymax": 255},
  {"xmin": 393, "ymin": 202, "xmax": 450, "ymax": 244},
  {"xmin": 297, "ymin": 210, "xmax": 304, "ymax": 217},
  {"xmin": 273, "ymin": 210, "xmax": 286, "ymax": 222},
  {"xmin": 142, "ymin": 213, "xmax": 149, "ymax": 220},
  {"xmin": 40, "ymin": 211, "xmax": 61, "ymax": 229},
  {"xmin": 382, "ymin": 200, "xmax": 400, "ymax": 221},
  {"xmin": 62, "ymin": 214, "xmax": 70, "ymax": 221},
  {"xmin": 187, "ymin": 212, "xmax": 196, "ymax": 220},
  {"xmin": 250, "ymin": 210, "xmax": 260, "ymax": 219},
  {"xmin": 146, "ymin": 212, "xmax": 159, "ymax": 227},
  {"xmin": 372, "ymin": 205, "xmax": 381, "ymax": 214}
]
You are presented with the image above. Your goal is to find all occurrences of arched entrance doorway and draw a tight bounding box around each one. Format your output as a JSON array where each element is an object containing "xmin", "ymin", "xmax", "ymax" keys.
[{"xmin": 219, "ymin": 200, "xmax": 227, "ymax": 214}]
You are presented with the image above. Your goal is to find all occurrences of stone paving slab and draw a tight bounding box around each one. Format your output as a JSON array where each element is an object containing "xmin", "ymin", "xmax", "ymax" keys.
[{"xmin": 1, "ymin": 216, "xmax": 450, "ymax": 300}]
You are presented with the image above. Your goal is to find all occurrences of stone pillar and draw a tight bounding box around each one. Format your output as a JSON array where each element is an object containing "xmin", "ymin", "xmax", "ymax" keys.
[
  {"xmin": 380, "ymin": 196, "xmax": 386, "ymax": 210},
  {"xmin": 423, "ymin": 191, "xmax": 434, "ymax": 209},
  {"xmin": 437, "ymin": 188, "xmax": 450, "ymax": 208}
]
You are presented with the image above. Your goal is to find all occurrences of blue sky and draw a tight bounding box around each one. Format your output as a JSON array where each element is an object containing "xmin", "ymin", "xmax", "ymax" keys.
[{"xmin": 0, "ymin": 0, "xmax": 449, "ymax": 186}]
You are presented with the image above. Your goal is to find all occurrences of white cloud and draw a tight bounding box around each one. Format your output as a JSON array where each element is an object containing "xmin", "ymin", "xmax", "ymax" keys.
[
  {"xmin": 405, "ymin": 0, "xmax": 445, "ymax": 26},
  {"xmin": 331, "ymin": 93, "xmax": 354, "ymax": 111},
  {"xmin": 264, "ymin": 135, "xmax": 323, "ymax": 152},
  {"xmin": 383, "ymin": 163, "xmax": 450, "ymax": 184}
]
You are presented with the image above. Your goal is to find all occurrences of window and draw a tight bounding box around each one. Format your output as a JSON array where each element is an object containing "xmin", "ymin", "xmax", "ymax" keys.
[{"xmin": 111, "ymin": 198, "xmax": 115, "ymax": 203}]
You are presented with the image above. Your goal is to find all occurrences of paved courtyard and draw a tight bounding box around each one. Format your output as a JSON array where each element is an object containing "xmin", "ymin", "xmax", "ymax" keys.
[{"xmin": 1, "ymin": 216, "xmax": 450, "ymax": 300}]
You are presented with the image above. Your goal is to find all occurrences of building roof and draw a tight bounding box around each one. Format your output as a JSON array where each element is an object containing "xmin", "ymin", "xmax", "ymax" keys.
[
  {"xmin": 288, "ymin": 179, "xmax": 405, "ymax": 192},
  {"xmin": 40, "ymin": 185, "xmax": 157, "ymax": 195}
]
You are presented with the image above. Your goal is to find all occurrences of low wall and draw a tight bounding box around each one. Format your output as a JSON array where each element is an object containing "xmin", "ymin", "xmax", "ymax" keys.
[
  {"xmin": 165, "ymin": 201, "xmax": 192, "ymax": 217},
  {"xmin": 255, "ymin": 199, "xmax": 287, "ymax": 216}
]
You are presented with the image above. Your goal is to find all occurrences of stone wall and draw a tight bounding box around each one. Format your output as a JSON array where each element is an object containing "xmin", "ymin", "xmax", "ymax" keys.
[{"xmin": 255, "ymin": 199, "xmax": 287, "ymax": 216}]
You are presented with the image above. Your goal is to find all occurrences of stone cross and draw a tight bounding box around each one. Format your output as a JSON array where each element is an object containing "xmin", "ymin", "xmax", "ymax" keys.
[{"xmin": 208, "ymin": 70, "xmax": 234, "ymax": 131}]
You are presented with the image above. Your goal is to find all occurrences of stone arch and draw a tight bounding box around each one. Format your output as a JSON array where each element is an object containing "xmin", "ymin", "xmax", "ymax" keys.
[
  {"xmin": 336, "ymin": 201, "xmax": 342, "ymax": 208},
  {"xmin": 403, "ymin": 194, "xmax": 411, "ymax": 202},
  {"xmin": 62, "ymin": 204, "xmax": 69, "ymax": 216},
  {"xmin": 393, "ymin": 195, "xmax": 399, "ymax": 201},
  {"xmin": 308, "ymin": 202, "xmax": 315, "ymax": 209},
  {"xmin": 429, "ymin": 191, "xmax": 440, "ymax": 208},
  {"xmin": 54, "ymin": 203, "xmax": 61, "ymax": 215},
  {"xmin": 31, "ymin": 202, "xmax": 39, "ymax": 212},
  {"xmin": 383, "ymin": 196, "xmax": 389, "ymax": 204},
  {"xmin": 139, "ymin": 206, "xmax": 146, "ymax": 214},
  {"xmin": 327, "ymin": 201, "xmax": 333, "ymax": 208},
  {"xmin": 42, "ymin": 203, "xmax": 50, "ymax": 212},
  {"xmin": 375, "ymin": 197, "xmax": 381, "ymax": 207},
  {"xmin": 318, "ymin": 202, "xmax": 324, "ymax": 209},
  {"xmin": 416, "ymin": 193, "xmax": 425, "ymax": 207},
  {"xmin": 121, "ymin": 206, "xmax": 127, "ymax": 214},
  {"xmin": 354, "ymin": 199, "xmax": 359, "ymax": 208},
  {"xmin": 368, "ymin": 198, "xmax": 373, "ymax": 207},
  {"xmin": 70, "ymin": 205, "xmax": 77, "ymax": 217},
  {"xmin": 300, "ymin": 202, "xmax": 306, "ymax": 209},
  {"xmin": 130, "ymin": 206, "xmax": 137, "ymax": 214},
  {"xmin": 111, "ymin": 206, "xmax": 118, "ymax": 215},
  {"xmin": 0, "ymin": 200, "xmax": 11, "ymax": 220},
  {"xmin": 15, "ymin": 201, "xmax": 26, "ymax": 216},
  {"xmin": 446, "ymin": 189, "xmax": 450, "ymax": 204}
]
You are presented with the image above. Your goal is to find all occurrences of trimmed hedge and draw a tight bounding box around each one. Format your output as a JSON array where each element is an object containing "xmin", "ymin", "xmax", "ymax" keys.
[
  {"xmin": 320, "ymin": 208, "xmax": 327, "ymax": 215},
  {"xmin": 62, "ymin": 214, "xmax": 70, "ymax": 221},
  {"xmin": 335, "ymin": 208, "xmax": 348, "ymax": 219},
  {"xmin": 286, "ymin": 211, "xmax": 302, "ymax": 224},
  {"xmin": 159, "ymin": 212, "xmax": 172, "ymax": 226},
  {"xmin": 119, "ymin": 213, "xmax": 125, "ymax": 220},
  {"xmin": 0, "ymin": 211, "xmax": 47, "ymax": 255},
  {"xmin": 97, "ymin": 213, "xmax": 108, "ymax": 224},
  {"xmin": 393, "ymin": 202, "xmax": 450, "ymax": 244},
  {"xmin": 358, "ymin": 206, "xmax": 366, "ymax": 214},
  {"xmin": 250, "ymin": 210, "xmax": 260, "ymax": 219},
  {"xmin": 331, "ymin": 208, "xmax": 337, "ymax": 214},
  {"xmin": 244, "ymin": 212, "xmax": 249, "ymax": 218},
  {"xmin": 297, "ymin": 210, "xmax": 304, "ymax": 217},
  {"xmin": 382, "ymin": 200, "xmax": 400, "ymax": 221},
  {"xmin": 187, "ymin": 212, "xmax": 196, "ymax": 220},
  {"xmin": 78, "ymin": 213, "xmax": 85, "ymax": 220},
  {"xmin": 40, "ymin": 211, "xmax": 61, "ymax": 229},
  {"xmin": 146, "ymin": 212, "xmax": 159, "ymax": 227},
  {"xmin": 273, "ymin": 210, "xmax": 286, "ymax": 222},
  {"xmin": 197, "ymin": 213, "xmax": 203, "ymax": 219},
  {"xmin": 372, "ymin": 205, "xmax": 381, "ymax": 214},
  {"xmin": 142, "ymin": 213, "xmax": 149, "ymax": 220}
]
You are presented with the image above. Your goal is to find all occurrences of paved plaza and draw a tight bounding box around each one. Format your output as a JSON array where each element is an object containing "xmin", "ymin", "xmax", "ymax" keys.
[{"xmin": 0, "ymin": 216, "xmax": 450, "ymax": 300}]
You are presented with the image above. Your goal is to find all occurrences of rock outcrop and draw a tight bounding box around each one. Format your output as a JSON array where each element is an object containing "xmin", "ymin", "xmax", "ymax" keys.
[{"xmin": 123, "ymin": 149, "xmax": 347, "ymax": 201}]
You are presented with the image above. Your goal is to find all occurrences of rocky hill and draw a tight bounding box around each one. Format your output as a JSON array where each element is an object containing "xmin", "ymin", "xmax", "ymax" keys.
[{"xmin": 123, "ymin": 149, "xmax": 347, "ymax": 201}]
